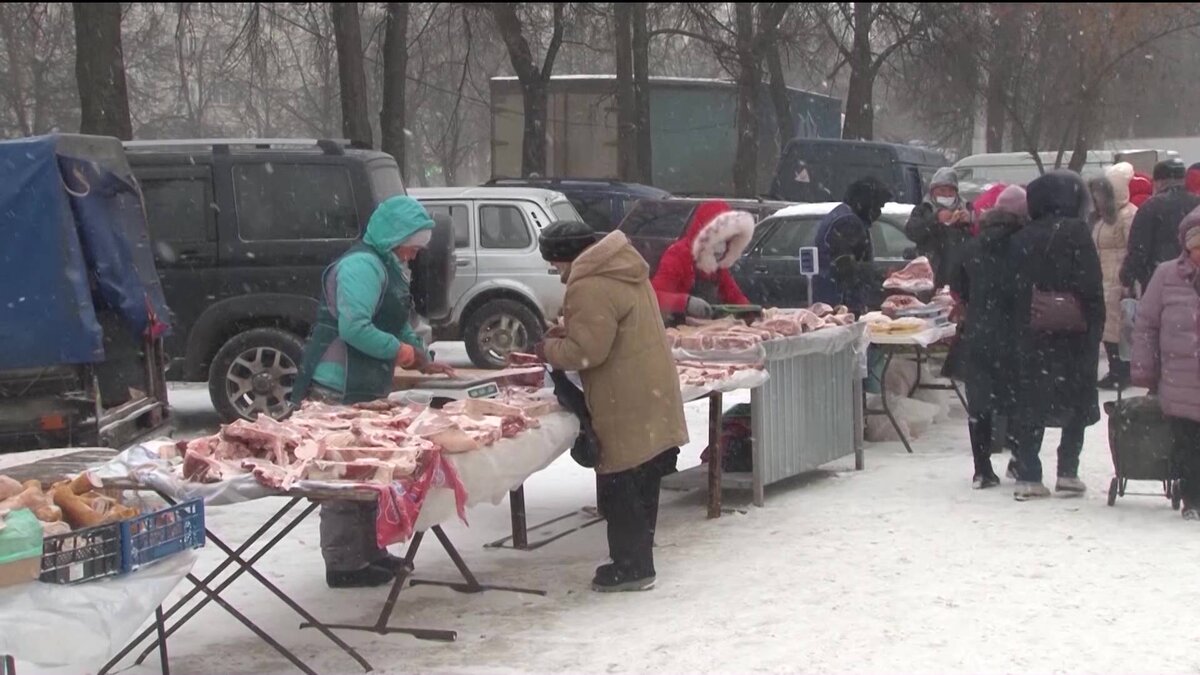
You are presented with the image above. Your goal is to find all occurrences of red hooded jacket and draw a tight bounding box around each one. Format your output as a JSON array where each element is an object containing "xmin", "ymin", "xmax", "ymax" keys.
[
  {"xmin": 651, "ymin": 200, "xmax": 754, "ymax": 314},
  {"xmin": 1130, "ymin": 173, "xmax": 1153, "ymax": 208}
]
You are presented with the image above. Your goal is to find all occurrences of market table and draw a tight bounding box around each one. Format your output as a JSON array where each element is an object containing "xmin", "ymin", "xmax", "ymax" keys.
[
  {"xmin": 663, "ymin": 322, "xmax": 868, "ymax": 511},
  {"xmin": 867, "ymin": 323, "xmax": 964, "ymax": 454},
  {"xmin": 0, "ymin": 551, "xmax": 195, "ymax": 675},
  {"xmin": 90, "ymin": 410, "xmax": 579, "ymax": 668}
]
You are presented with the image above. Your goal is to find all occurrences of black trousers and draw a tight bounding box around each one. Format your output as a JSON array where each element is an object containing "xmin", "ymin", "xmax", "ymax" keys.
[
  {"xmin": 1170, "ymin": 417, "xmax": 1200, "ymax": 509},
  {"xmin": 596, "ymin": 449, "xmax": 677, "ymax": 577},
  {"xmin": 968, "ymin": 412, "xmax": 996, "ymax": 476},
  {"xmin": 1104, "ymin": 342, "xmax": 1130, "ymax": 383}
]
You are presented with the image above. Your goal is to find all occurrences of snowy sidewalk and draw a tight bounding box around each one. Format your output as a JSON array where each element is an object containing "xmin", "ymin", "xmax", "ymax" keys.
[{"xmin": 91, "ymin": 386, "xmax": 1200, "ymax": 675}]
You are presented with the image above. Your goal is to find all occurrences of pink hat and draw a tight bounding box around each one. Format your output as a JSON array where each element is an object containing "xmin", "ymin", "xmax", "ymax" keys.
[{"xmin": 994, "ymin": 185, "xmax": 1028, "ymax": 218}]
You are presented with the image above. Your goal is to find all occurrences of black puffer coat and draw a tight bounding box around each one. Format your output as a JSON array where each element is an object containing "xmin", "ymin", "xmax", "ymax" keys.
[
  {"xmin": 949, "ymin": 209, "xmax": 1024, "ymax": 418},
  {"xmin": 1009, "ymin": 171, "xmax": 1105, "ymax": 428},
  {"xmin": 905, "ymin": 202, "xmax": 974, "ymax": 289},
  {"xmin": 1119, "ymin": 185, "xmax": 1200, "ymax": 290}
]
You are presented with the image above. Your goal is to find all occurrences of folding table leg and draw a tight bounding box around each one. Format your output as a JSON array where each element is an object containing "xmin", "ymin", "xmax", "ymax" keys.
[
  {"xmin": 301, "ymin": 531, "xmax": 459, "ymax": 642},
  {"xmin": 410, "ymin": 526, "xmax": 547, "ymax": 596},
  {"xmin": 707, "ymin": 392, "xmax": 725, "ymax": 518},
  {"xmin": 154, "ymin": 607, "xmax": 170, "ymax": 675},
  {"xmin": 509, "ymin": 487, "xmax": 528, "ymax": 549},
  {"xmin": 878, "ymin": 352, "xmax": 915, "ymax": 454},
  {"xmin": 100, "ymin": 498, "xmax": 309, "ymax": 675}
]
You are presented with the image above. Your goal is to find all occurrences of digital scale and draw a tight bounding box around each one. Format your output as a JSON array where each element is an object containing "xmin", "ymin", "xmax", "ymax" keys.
[{"xmin": 392, "ymin": 367, "xmax": 546, "ymax": 407}]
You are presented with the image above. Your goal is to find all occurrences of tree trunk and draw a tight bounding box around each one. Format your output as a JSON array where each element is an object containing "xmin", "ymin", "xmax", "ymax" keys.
[
  {"xmin": 380, "ymin": 2, "xmax": 409, "ymax": 179},
  {"xmin": 985, "ymin": 5, "xmax": 1019, "ymax": 153},
  {"xmin": 73, "ymin": 2, "xmax": 132, "ymax": 140},
  {"xmin": 1067, "ymin": 93, "xmax": 1098, "ymax": 173},
  {"xmin": 331, "ymin": 2, "xmax": 373, "ymax": 148},
  {"xmin": 840, "ymin": 2, "xmax": 876, "ymax": 140},
  {"xmin": 842, "ymin": 62, "xmax": 875, "ymax": 141},
  {"xmin": 765, "ymin": 41, "xmax": 793, "ymax": 149},
  {"xmin": 731, "ymin": 4, "xmax": 759, "ymax": 198},
  {"xmin": 520, "ymin": 81, "xmax": 549, "ymax": 177},
  {"xmin": 631, "ymin": 2, "xmax": 652, "ymax": 183},
  {"xmin": 0, "ymin": 6, "xmax": 30, "ymax": 136},
  {"xmin": 984, "ymin": 68, "xmax": 1007, "ymax": 152},
  {"xmin": 614, "ymin": 2, "xmax": 636, "ymax": 181}
]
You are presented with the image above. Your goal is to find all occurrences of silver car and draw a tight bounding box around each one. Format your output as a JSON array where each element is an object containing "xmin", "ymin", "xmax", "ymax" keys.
[{"xmin": 409, "ymin": 187, "xmax": 582, "ymax": 368}]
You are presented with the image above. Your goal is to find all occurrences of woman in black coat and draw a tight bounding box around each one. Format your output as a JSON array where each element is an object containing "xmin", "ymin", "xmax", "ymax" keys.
[
  {"xmin": 1007, "ymin": 170, "xmax": 1105, "ymax": 501},
  {"xmin": 950, "ymin": 188, "xmax": 1028, "ymax": 489}
]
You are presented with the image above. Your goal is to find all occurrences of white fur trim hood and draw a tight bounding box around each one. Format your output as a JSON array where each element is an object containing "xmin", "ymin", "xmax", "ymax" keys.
[{"xmin": 691, "ymin": 210, "xmax": 756, "ymax": 274}]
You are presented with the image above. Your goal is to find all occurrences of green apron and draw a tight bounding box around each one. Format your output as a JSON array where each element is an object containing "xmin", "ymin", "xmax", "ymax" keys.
[{"xmin": 292, "ymin": 243, "xmax": 414, "ymax": 405}]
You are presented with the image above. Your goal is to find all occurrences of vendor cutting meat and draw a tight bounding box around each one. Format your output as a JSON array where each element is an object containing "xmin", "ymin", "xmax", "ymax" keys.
[
  {"xmin": 651, "ymin": 199, "xmax": 756, "ymax": 325},
  {"xmin": 904, "ymin": 167, "xmax": 973, "ymax": 288},
  {"xmin": 291, "ymin": 195, "xmax": 456, "ymax": 589},
  {"xmin": 812, "ymin": 176, "xmax": 894, "ymax": 314}
]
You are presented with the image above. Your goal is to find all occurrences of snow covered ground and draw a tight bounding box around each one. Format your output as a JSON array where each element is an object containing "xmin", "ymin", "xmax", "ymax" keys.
[{"xmin": 22, "ymin": 344, "xmax": 1200, "ymax": 674}]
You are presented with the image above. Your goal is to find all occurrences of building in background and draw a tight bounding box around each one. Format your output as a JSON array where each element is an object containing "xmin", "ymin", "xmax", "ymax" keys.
[{"xmin": 490, "ymin": 75, "xmax": 842, "ymax": 196}]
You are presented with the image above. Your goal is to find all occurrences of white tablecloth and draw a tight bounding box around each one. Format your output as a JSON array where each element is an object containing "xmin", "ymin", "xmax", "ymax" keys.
[
  {"xmin": 0, "ymin": 550, "xmax": 196, "ymax": 668},
  {"xmin": 868, "ymin": 323, "xmax": 957, "ymax": 348}
]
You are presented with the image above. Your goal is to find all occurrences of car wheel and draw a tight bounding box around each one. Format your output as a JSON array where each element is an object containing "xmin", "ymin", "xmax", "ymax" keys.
[
  {"xmin": 208, "ymin": 328, "xmax": 305, "ymax": 422},
  {"xmin": 463, "ymin": 299, "xmax": 543, "ymax": 369}
]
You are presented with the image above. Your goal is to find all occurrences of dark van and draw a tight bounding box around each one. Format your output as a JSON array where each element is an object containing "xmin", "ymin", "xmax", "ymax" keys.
[{"xmin": 770, "ymin": 139, "xmax": 948, "ymax": 205}]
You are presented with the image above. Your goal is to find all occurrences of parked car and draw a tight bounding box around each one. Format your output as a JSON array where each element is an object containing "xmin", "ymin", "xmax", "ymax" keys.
[
  {"xmin": 770, "ymin": 139, "xmax": 948, "ymax": 206},
  {"xmin": 729, "ymin": 202, "xmax": 917, "ymax": 309},
  {"xmin": 126, "ymin": 138, "xmax": 451, "ymax": 422},
  {"xmin": 618, "ymin": 196, "xmax": 794, "ymax": 274},
  {"xmin": 1, "ymin": 134, "xmax": 171, "ymax": 451},
  {"xmin": 409, "ymin": 186, "xmax": 585, "ymax": 368},
  {"xmin": 482, "ymin": 177, "xmax": 670, "ymax": 232}
]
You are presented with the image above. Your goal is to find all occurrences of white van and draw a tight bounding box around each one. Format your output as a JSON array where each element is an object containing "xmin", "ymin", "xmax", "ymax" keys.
[{"xmin": 953, "ymin": 149, "xmax": 1178, "ymax": 201}]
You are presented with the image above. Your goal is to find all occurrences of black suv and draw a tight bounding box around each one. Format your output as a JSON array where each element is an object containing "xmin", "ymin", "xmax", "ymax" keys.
[
  {"xmin": 482, "ymin": 177, "xmax": 669, "ymax": 232},
  {"xmin": 126, "ymin": 138, "xmax": 444, "ymax": 422},
  {"xmin": 617, "ymin": 197, "xmax": 793, "ymax": 274}
]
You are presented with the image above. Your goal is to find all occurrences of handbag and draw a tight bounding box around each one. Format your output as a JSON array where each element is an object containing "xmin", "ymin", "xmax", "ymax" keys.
[
  {"xmin": 1029, "ymin": 220, "xmax": 1087, "ymax": 333},
  {"xmin": 548, "ymin": 368, "xmax": 599, "ymax": 468}
]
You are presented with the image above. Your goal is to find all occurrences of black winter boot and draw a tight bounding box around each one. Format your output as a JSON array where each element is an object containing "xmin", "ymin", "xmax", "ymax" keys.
[
  {"xmin": 592, "ymin": 563, "xmax": 655, "ymax": 592},
  {"xmin": 326, "ymin": 565, "xmax": 395, "ymax": 589}
]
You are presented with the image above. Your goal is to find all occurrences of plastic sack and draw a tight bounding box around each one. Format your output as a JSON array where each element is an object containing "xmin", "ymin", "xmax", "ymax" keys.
[
  {"xmin": 672, "ymin": 342, "xmax": 767, "ymax": 365},
  {"xmin": 1119, "ymin": 297, "xmax": 1138, "ymax": 361},
  {"xmin": 0, "ymin": 508, "xmax": 42, "ymax": 565}
]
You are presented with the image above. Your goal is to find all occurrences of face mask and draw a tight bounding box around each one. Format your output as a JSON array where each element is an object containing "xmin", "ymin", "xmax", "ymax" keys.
[{"xmin": 935, "ymin": 196, "xmax": 957, "ymax": 208}]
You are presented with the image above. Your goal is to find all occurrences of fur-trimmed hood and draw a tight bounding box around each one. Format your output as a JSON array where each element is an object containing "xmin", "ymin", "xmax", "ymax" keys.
[{"xmin": 681, "ymin": 200, "xmax": 755, "ymax": 274}]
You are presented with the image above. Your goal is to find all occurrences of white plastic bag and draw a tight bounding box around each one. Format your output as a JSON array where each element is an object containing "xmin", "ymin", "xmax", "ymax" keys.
[{"xmin": 1119, "ymin": 297, "xmax": 1138, "ymax": 361}]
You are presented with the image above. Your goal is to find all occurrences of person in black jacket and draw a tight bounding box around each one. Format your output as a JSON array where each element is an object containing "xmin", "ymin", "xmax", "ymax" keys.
[
  {"xmin": 906, "ymin": 167, "xmax": 973, "ymax": 288},
  {"xmin": 811, "ymin": 176, "xmax": 894, "ymax": 314},
  {"xmin": 1007, "ymin": 170, "xmax": 1105, "ymax": 501},
  {"xmin": 950, "ymin": 185, "xmax": 1028, "ymax": 489},
  {"xmin": 1120, "ymin": 158, "xmax": 1200, "ymax": 292}
]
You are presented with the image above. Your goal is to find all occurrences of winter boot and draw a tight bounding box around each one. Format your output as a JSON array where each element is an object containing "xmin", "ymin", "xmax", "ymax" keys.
[
  {"xmin": 1005, "ymin": 459, "xmax": 1019, "ymax": 480},
  {"xmin": 326, "ymin": 564, "xmax": 395, "ymax": 589},
  {"xmin": 1182, "ymin": 508, "xmax": 1200, "ymax": 521},
  {"xmin": 1014, "ymin": 481, "xmax": 1052, "ymax": 501},
  {"xmin": 972, "ymin": 472, "xmax": 1001, "ymax": 490},
  {"xmin": 1055, "ymin": 476, "xmax": 1087, "ymax": 496},
  {"xmin": 592, "ymin": 563, "xmax": 655, "ymax": 593},
  {"xmin": 370, "ymin": 553, "xmax": 413, "ymax": 575}
]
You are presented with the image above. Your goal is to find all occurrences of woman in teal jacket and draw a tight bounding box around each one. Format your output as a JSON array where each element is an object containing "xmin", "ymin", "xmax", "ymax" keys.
[{"xmin": 292, "ymin": 195, "xmax": 454, "ymax": 588}]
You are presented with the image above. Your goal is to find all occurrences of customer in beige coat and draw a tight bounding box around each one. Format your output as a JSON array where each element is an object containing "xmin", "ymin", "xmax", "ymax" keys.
[
  {"xmin": 1090, "ymin": 161, "xmax": 1138, "ymax": 389},
  {"xmin": 535, "ymin": 220, "xmax": 688, "ymax": 593}
]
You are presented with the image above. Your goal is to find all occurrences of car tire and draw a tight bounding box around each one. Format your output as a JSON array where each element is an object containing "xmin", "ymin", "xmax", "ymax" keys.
[
  {"xmin": 463, "ymin": 299, "xmax": 543, "ymax": 369},
  {"xmin": 208, "ymin": 327, "xmax": 305, "ymax": 422}
]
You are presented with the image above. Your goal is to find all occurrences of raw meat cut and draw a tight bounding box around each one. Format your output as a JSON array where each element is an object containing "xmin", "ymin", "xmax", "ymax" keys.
[
  {"xmin": 883, "ymin": 256, "xmax": 935, "ymax": 293},
  {"xmin": 881, "ymin": 294, "xmax": 926, "ymax": 316}
]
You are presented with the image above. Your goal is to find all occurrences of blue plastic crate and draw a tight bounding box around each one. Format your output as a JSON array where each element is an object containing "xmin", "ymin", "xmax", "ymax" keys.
[{"xmin": 120, "ymin": 499, "xmax": 205, "ymax": 573}]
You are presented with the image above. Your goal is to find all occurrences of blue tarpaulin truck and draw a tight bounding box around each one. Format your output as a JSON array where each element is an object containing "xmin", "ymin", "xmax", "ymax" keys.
[{"xmin": 0, "ymin": 134, "xmax": 172, "ymax": 451}]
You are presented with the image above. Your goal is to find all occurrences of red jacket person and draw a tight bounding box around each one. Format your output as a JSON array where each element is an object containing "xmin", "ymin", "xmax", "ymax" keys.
[{"xmin": 650, "ymin": 199, "xmax": 755, "ymax": 323}]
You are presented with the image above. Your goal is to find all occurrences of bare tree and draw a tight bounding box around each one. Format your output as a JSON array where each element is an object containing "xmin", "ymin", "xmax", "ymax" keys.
[
  {"xmin": 489, "ymin": 3, "xmax": 566, "ymax": 177},
  {"xmin": 631, "ymin": 2, "xmax": 652, "ymax": 179},
  {"xmin": 380, "ymin": 2, "xmax": 408, "ymax": 176},
  {"xmin": 331, "ymin": 2, "xmax": 372, "ymax": 146},
  {"xmin": 73, "ymin": 2, "xmax": 132, "ymax": 139},
  {"xmin": 818, "ymin": 2, "xmax": 927, "ymax": 141},
  {"xmin": 613, "ymin": 2, "xmax": 637, "ymax": 181}
]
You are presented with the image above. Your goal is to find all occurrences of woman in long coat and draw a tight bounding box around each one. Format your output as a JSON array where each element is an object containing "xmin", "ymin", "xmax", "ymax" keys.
[
  {"xmin": 1007, "ymin": 171, "xmax": 1106, "ymax": 501},
  {"xmin": 1089, "ymin": 162, "xmax": 1137, "ymax": 389},
  {"xmin": 950, "ymin": 186, "xmax": 1028, "ymax": 488}
]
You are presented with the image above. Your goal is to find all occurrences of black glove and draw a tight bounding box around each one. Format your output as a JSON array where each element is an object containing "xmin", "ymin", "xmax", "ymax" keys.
[{"xmin": 832, "ymin": 255, "xmax": 859, "ymax": 286}]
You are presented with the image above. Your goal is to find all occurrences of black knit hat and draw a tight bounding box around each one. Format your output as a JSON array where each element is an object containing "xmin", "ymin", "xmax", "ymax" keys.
[
  {"xmin": 1153, "ymin": 158, "xmax": 1186, "ymax": 181},
  {"xmin": 539, "ymin": 220, "xmax": 598, "ymax": 262}
]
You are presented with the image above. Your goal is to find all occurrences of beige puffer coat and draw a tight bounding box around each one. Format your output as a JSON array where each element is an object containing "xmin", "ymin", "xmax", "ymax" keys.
[
  {"xmin": 543, "ymin": 231, "xmax": 689, "ymax": 474},
  {"xmin": 1094, "ymin": 162, "xmax": 1137, "ymax": 343}
]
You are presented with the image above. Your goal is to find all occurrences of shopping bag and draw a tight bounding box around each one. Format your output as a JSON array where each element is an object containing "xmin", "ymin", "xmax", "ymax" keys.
[
  {"xmin": 548, "ymin": 368, "xmax": 599, "ymax": 468},
  {"xmin": 1119, "ymin": 297, "xmax": 1138, "ymax": 362}
]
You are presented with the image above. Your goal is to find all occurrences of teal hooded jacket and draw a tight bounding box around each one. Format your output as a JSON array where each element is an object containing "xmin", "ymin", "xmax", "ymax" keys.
[{"xmin": 311, "ymin": 196, "xmax": 435, "ymax": 393}]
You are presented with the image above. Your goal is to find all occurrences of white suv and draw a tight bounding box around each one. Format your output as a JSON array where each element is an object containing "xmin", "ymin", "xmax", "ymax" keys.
[{"xmin": 409, "ymin": 187, "xmax": 582, "ymax": 368}]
